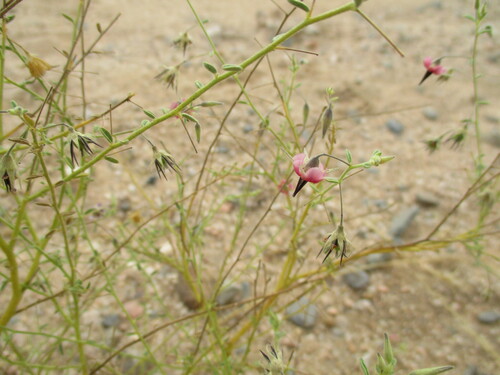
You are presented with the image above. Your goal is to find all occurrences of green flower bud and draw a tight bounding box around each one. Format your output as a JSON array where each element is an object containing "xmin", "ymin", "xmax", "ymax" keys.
[{"xmin": 0, "ymin": 153, "xmax": 17, "ymax": 192}]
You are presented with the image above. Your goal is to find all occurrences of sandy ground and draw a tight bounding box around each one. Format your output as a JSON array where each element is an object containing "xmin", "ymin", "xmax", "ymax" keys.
[{"xmin": 1, "ymin": 0, "xmax": 499, "ymax": 374}]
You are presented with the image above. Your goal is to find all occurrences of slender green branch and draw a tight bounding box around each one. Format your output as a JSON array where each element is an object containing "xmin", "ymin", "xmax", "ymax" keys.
[
  {"xmin": 355, "ymin": 8, "xmax": 404, "ymax": 57},
  {"xmin": 471, "ymin": 3, "xmax": 484, "ymax": 172}
]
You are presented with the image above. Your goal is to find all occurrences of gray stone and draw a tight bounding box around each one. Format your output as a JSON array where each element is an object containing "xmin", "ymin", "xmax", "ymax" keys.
[
  {"xmin": 390, "ymin": 205, "xmax": 419, "ymax": 238},
  {"xmin": 353, "ymin": 299, "xmax": 374, "ymax": 311},
  {"xmin": 215, "ymin": 144, "xmax": 230, "ymax": 154},
  {"xmin": 373, "ymin": 199, "xmax": 388, "ymax": 209},
  {"xmin": 416, "ymin": 192, "xmax": 440, "ymax": 208},
  {"xmin": 343, "ymin": 270, "xmax": 370, "ymax": 290},
  {"xmin": 487, "ymin": 51, "xmax": 500, "ymax": 64},
  {"xmin": 484, "ymin": 129, "xmax": 500, "ymax": 148},
  {"xmin": 331, "ymin": 327, "xmax": 345, "ymax": 337},
  {"xmin": 347, "ymin": 108, "xmax": 362, "ymax": 124},
  {"xmin": 101, "ymin": 313, "xmax": 121, "ymax": 328},
  {"xmin": 145, "ymin": 175, "xmax": 157, "ymax": 185},
  {"xmin": 366, "ymin": 253, "xmax": 393, "ymax": 264},
  {"xmin": 118, "ymin": 197, "xmax": 132, "ymax": 213},
  {"xmin": 463, "ymin": 365, "xmax": 482, "ymax": 375},
  {"xmin": 476, "ymin": 311, "xmax": 500, "ymax": 324},
  {"xmin": 485, "ymin": 115, "xmax": 499, "ymax": 124},
  {"xmin": 385, "ymin": 119, "xmax": 404, "ymax": 135},
  {"xmin": 423, "ymin": 107, "xmax": 439, "ymax": 121},
  {"xmin": 286, "ymin": 297, "xmax": 317, "ymax": 329},
  {"xmin": 243, "ymin": 123, "xmax": 254, "ymax": 134},
  {"xmin": 216, "ymin": 282, "xmax": 250, "ymax": 306}
]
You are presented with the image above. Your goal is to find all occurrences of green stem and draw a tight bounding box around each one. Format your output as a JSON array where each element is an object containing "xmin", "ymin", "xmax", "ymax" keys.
[
  {"xmin": 355, "ymin": 8, "xmax": 405, "ymax": 57},
  {"xmin": 0, "ymin": 236, "xmax": 22, "ymax": 330},
  {"xmin": 0, "ymin": 18, "xmax": 5, "ymax": 137},
  {"xmin": 471, "ymin": 5, "xmax": 483, "ymax": 173}
]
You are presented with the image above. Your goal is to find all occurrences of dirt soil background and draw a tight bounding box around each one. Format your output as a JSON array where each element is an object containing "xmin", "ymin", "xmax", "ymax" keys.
[{"xmin": 1, "ymin": 0, "xmax": 499, "ymax": 374}]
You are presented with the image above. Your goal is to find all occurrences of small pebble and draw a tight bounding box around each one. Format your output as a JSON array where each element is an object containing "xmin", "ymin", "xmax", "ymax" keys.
[
  {"xmin": 243, "ymin": 123, "xmax": 254, "ymax": 133},
  {"xmin": 390, "ymin": 205, "xmax": 419, "ymax": 238},
  {"xmin": 366, "ymin": 253, "xmax": 393, "ymax": 264},
  {"xmin": 101, "ymin": 313, "xmax": 121, "ymax": 328},
  {"xmin": 331, "ymin": 327, "xmax": 345, "ymax": 337},
  {"xmin": 118, "ymin": 197, "xmax": 132, "ymax": 213},
  {"xmin": 220, "ymin": 201, "xmax": 236, "ymax": 214},
  {"xmin": 347, "ymin": 108, "xmax": 362, "ymax": 124},
  {"xmin": 483, "ymin": 128, "xmax": 500, "ymax": 148},
  {"xmin": 216, "ymin": 282, "xmax": 250, "ymax": 306},
  {"xmin": 385, "ymin": 119, "xmax": 404, "ymax": 135},
  {"xmin": 343, "ymin": 270, "xmax": 370, "ymax": 290},
  {"xmin": 159, "ymin": 241, "xmax": 173, "ymax": 255},
  {"xmin": 373, "ymin": 199, "xmax": 388, "ymax": 209},
  {"xmin": 215, "ymin": 145, "xmax": 230, "ymax": 154},
  {"xmin": 352, "ymin": 299, "xmax": 374, "ymax": 312},
  {"xmin": 423, "ymin": 107, "xmax": 439, "ymax": 121},
  {"xmin": 145, "ymin": 175, "xmax": 157, "ymax": 186},
  {"xmin": 285, "ymin": 297, "xmax": 317, "ymax": 329},
  {"xmin": 123, "ymin": 300, "xmax": 144, "ymax": 319},
  {"xmin": 463, "ymin": 365, "xmax": 479, "ymax": 375},
  {"xmin": 416, "ymin": 192, "xmax": 440, "ymax": 208},
  {"xmin": 476, "ymin": 310, "xmax": 500, "ymax": 325}
]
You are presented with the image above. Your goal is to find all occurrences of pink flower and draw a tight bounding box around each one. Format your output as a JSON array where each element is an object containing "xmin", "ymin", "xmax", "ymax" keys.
[
  {"xmin": 419, "ymin": 57, "xmax": 446, "ymax": 85},
  {"xmin": 423, "ymin": 57, "xmax": 445, "ymax": 75},
  {"xmin": 292, "ymin": 152, "xmax": 327, "ymax": 196}
]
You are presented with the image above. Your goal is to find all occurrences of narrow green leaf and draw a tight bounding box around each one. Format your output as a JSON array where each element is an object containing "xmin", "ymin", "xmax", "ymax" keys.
[
  {"xmin": 464, "ymin": 14, "xmax": 475, "ymax": 21},
  {"xmin": 61, "ymin": 13, "xmax": 74, "ymax": 23},
  {"xmin": 98, "ymin": 127, "xmax": 113, "ymax": 143},
  {"xmin": 198, "ymin": 101, "xmax": 223, "ymax": 107},
  {"xmin": 104, "ymin": 156, "xmax": 119, "ymax": 164},
  {"xmin": 203, "ymin": 62, "xmax": 217, "ymax": 74},
  {"xmin": 408, "ymin": 366, "xmax": 454, "ymax": 375},
  {"xmin": 345, "ymin": 149, "xmax": 352, "ymax": 163},
  {"xmin": 222, "ymin": 64, "xmax": 243, "ymax": 72},
  {"xmin": 303, "ymin": 102, "xmax": 309, "ymax": 125},
  {"xmin": 360, "ymin": 359, "xmax": 371, "ymax": 375},
  {"xmin": 195, "ymin": 80, "xmax": 204, "ymax": 89},
  {"xmin": 143, "ymin": 109, "xmax": 155, "ymax": 119},
  {"xmin": 287, "ymin": 0, "xmax": 310, "ymax": 12}
]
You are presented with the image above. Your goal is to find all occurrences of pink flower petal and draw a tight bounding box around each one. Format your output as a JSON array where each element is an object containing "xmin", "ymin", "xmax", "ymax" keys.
[
  {"xmin": 293, "ymin": 153, "xmax": 306, "ymax": 176},
  {"xmin": 304, "ymin": 166, "xmax": 326, "ymax": 183},
  {"xmin": 433, "ymin": 66, "xmax": 445, "ymax": 75},
  {"xmin": 423, "ymin": 57, "xmax": 433, "ymax": 69}
]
